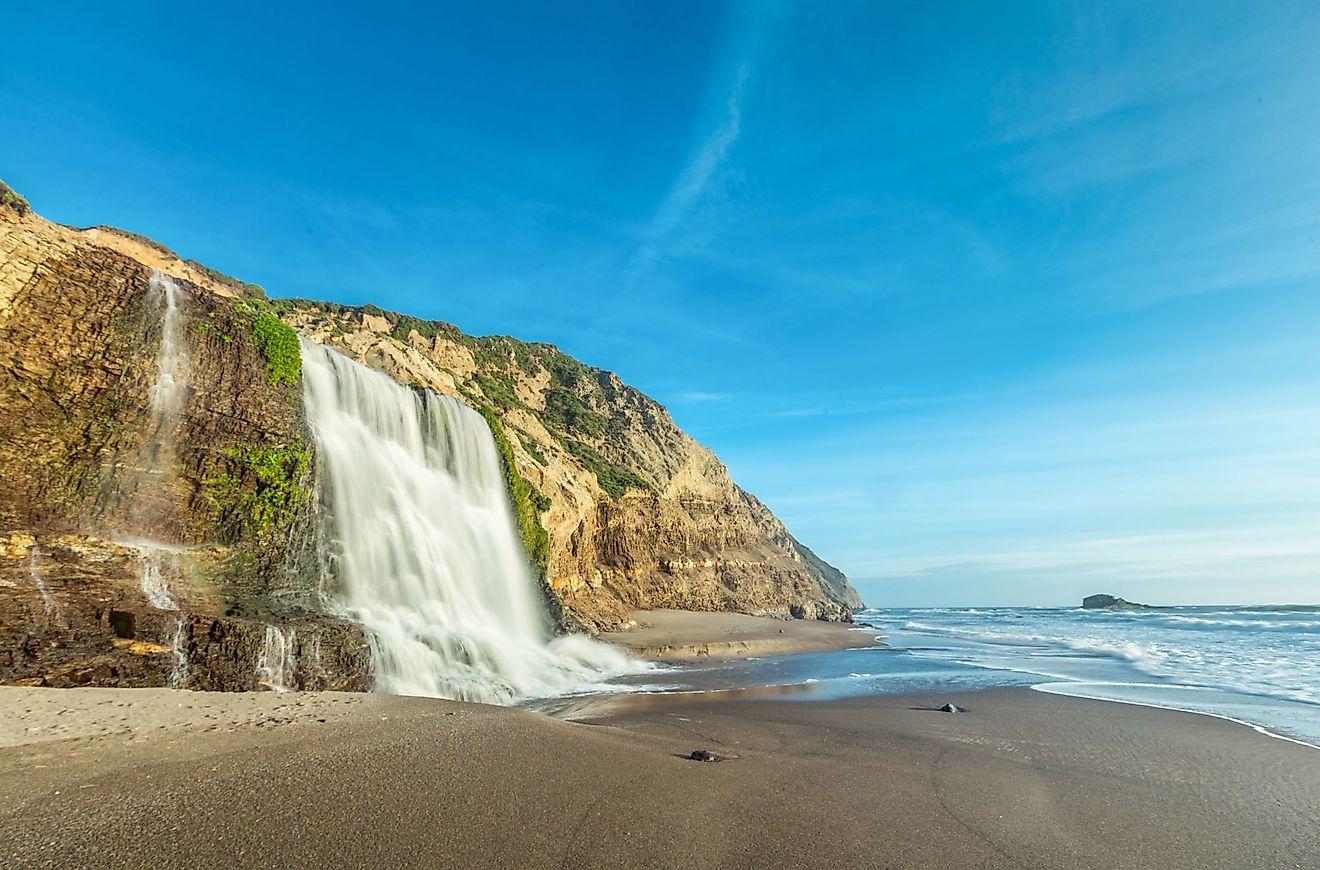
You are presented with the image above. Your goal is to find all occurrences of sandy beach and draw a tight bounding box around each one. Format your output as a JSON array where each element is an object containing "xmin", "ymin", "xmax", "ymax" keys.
[
  {"xmin": 1, "ymin": 684, "xmax": 1316, "ymax": 869},
  {"xmin": 607, "ymin": 608, "xmax": 874, "ymax": 661}
]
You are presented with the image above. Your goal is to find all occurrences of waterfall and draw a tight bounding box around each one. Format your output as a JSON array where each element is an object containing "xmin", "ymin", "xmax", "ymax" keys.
[
  {"xmin": 167, "ymin": 619, "xmax": 189, "ymax": 689},
  {"xmin": 137, "ymin": 548, "xmax": 179, "ymax": 610},
  {"xmin": 256, "ymin": 625, "xmax": 296, "ymax": 692},
  {"xmin": 147, "ymin": 271, "xmax": 187, "ymax": 432},
  {"xmin": 28, "ymin": 545, "xmax": 55, "ymax": 611},
  {"xmin": 301, "ymin": 341, "xmax": 640, "ymax": 703},
  {"xmin": 28, "ymin": 545, "xmax": 61, "ymax": 621},
  {"xmin": 126, "ymin": 270, "xmax": 188, "ymax": 517},
  {"xmin": 119, "ymin": 271, "xmax": 189, "ymax": 612}
]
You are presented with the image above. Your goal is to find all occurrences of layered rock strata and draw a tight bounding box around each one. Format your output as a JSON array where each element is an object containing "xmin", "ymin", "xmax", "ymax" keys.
[{"xmin": 0, "ymin": 192, "xmax": 860, "ymax": 688}]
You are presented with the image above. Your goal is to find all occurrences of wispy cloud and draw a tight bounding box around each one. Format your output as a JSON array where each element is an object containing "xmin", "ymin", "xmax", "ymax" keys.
[
  {"xmin": 672, "ymin": 390, "xmax": 731, "ymax": 403},
  {"xmin": 627, "ymin": 64, "xmax": 749, "ymax": 282}
]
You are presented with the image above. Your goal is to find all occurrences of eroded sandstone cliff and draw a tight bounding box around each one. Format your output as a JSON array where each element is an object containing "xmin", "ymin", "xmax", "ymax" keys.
[
  {"xmin": 0, "ymin": 190, "xmax": 860, "ymax": 689},
  {"xmin": 0, "ymin": 200, "xmax": 368, "ymax": 688},
  {"xmin": 280, "ymin": 301, "xmax": 862, "ymax": 628}
]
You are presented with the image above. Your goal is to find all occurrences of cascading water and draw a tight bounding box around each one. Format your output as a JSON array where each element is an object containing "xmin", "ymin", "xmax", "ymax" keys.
[
  {"xmin": 301, "ymin": 340, "xmax": 642, "ymax": 703},
  {"xmin": 137, "ymin": 548, "xmax": 178, "ymax": 610},
  {"xmin": 257, "ymin": 625, "xmax": 297, "ymax": 692},
  {"xmin": 123, "ymin": 271, "xmax": 190, "ymax": 688},
  {"xmin": 27, "ymin": 545, "xmax": 59, "ymax": 617},
  {"xmin": 167, "ymin": 620, "xmax": 189, "ymax": 689},
  {"xmin": 127, "ymin": 271, "xmax": 190, "ymax": 610},
  {"xmin": 148, "ymin": 270, "xmax": 187, "ymax": 426}
]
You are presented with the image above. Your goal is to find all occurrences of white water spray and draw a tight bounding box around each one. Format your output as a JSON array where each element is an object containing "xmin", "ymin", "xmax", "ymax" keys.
[
  {"xmin": 120, "ymin": 271, "xmax": 191, "ymax": 620},
  {"xmin": 257, "ymin": 625, "xmax": 297, "ymax": 692},
  {"xmin": 137, "ymin": 547, "xmax": 179, "ymax": 610},
  {"xmin": 148, "ymin": 271, "xmax": 187, "ymax": 426},
  {"xmin": 168, "ymin": 619, "xmax": 189, "ymax": 689},
  {"xmin": 27, "ymin": 545, "xmax": 57, "ymax": 614},
  {"xmin": 301, "ymin": 341, "xmax": 641, "ymax": 703}
]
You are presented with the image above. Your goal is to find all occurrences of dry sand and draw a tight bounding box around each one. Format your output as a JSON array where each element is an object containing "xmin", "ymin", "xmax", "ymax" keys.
[
  {"xmin": 607, "ymin": 608, "xmax": 876, "ymax": 661},
  {"xmin": 1, "ymin": 685, "xmax": 1316, "ymax": 868}
]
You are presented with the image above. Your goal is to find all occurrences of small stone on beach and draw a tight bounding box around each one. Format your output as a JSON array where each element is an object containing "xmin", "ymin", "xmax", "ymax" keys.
[{"xmin": 689, "ymin": 749, "xmax": 719, "ymax": 762}]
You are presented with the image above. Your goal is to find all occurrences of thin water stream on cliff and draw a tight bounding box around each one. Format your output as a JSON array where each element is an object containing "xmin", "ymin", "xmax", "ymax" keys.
[
  {"xmin": 256, "ymin": 626, "xmax": 296, "ymax": 692},
  {"xmin": 27, "ymin": 545, "xmax": 57, "ymax": 616},
  {"xmin": 300, "ymin": 341, "xmax": 644, "ymax": 703},
  {"xmin": 127, "ymin": 272, "xmax": 189, "ymax": 615},
  {"xmin": 128, "ymin": 271, "xmax": 190, "ymax": 688}
]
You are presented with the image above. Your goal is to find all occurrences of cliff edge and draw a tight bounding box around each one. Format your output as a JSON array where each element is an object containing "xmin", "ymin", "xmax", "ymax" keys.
[{"xmin": 0, "ymin": 188, "xmax": 860, "ymax": 688}]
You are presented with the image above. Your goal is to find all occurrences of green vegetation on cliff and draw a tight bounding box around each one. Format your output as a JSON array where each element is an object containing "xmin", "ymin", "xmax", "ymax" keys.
[
  {"xmin": 277, "ymin": 301, "xmax": 657, "ymax": 499},
  {"xmin": 565, "ymin": 441, "xmax": 649, "ymax": 499},
  {"xmin": 478, "ymin": 407, "xmax": 551, "ymax": 576},
  {"xmin": 184, "ymin": 259, "xmax": 266, "ymax": 299},
  {"xmin": 235, "ymin": 301, "xmax": 301, "ymax": 387},
  {"xmin": 205, "ymin": 440, "xmax": 312, "ymax": 538},
  {"xmin": 0, "ymin": 179, "xmax": 30, "ymax": 216},
  {"xmin": 250, "ymin": 312, "xmax": 301, "ymax": 387}
]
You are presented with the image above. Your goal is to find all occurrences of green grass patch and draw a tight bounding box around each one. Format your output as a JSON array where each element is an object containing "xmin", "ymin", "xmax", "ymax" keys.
[
  {"xmin": 541, "ymin": 388, "xmax": 608, "ymax": 439},
  {"xmin": 184, "ymin": 259, "xmax": 266, "ymax": 299},
  {"xmin": 566, "ymin": 440, "xmax": 650, "ymax": 499},
  {"xmin": 479, "ymin": 407, "xmax": 551, "ymax": 575},
  {"xmin": 470, "ymin": 371, "xmax": 520, "ymax": 413},
  {"xmin": 250, "ymin": 311, "xmax": 301, "ymax": 387},
  {"xmin": 234, "ymin": 301, "xmax": 301, "ymax": 387}
]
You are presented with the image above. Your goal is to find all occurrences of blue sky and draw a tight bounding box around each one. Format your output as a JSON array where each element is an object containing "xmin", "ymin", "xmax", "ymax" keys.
[{"xmin": 4, "ymin": 1, "xmax": 1318, "ymax": 606}]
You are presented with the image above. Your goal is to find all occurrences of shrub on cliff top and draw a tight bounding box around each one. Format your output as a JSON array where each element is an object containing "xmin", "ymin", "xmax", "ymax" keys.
[
  {"xmin": 566, "ymin": 440, "xmax": 650, "ymax": 499},
  {"xmin": 249, "ymin": 311, "xmax": 301, "ymax": 388},
  {"xmin": 184, "ymin": 259, "xmax": 266, "ymax": 299},
  {"xmin": 0, "ymin": 179, "xmax": 30, "ymax": 216}
]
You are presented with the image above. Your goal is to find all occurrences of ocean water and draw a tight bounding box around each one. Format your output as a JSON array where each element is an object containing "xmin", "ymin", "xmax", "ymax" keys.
[
  {"xmin": 858, "ymin": 605, "xmax": 1320, "ymax": 746},
  {"xmin": 578, "ymin": 605, "xmax": 1320, "ymax": 747}
]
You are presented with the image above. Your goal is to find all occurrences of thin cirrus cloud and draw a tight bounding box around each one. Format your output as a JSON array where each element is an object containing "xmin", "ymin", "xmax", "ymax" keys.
[
  {"xmin": 626, "ymin": 63, "xmax": 749, "ymax": 283},
  {"xmin": 671, "ymin": 391, "xmax": 732, "ymax": 404}
]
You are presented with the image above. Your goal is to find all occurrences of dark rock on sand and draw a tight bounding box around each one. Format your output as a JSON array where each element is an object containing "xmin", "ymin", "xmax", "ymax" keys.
[
  {"xmin": 690, "ymin": 749, "xmax": 719, "ymax": 762},
  {"xmin": 1082, "ymin": 594, "xmax": 1151, "ymax": 610}
]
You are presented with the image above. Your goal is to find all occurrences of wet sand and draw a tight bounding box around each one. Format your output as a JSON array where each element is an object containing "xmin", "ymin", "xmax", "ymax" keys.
[
  {"xmin": 1, "ymin": 686, "xmax": 1316, "ymax": 868},
  {"xmin": 607, "ymin": 608, "xmax": 875, "ymax": 661}
]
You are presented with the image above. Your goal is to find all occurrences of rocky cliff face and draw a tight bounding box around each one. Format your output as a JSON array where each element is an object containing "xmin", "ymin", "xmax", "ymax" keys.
[
  {"xmin": 0, "ymin": 202, "xmax": 369, "ymax": 689},
  {"xmin": 0, "ymin": 193, "xmax": 859, "ymax": 688},
  {"xmin": 281, "ymin": 302, "xmax": 862, "ymax": 627}
]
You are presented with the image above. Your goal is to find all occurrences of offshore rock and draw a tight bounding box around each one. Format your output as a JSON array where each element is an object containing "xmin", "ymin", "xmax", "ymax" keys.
[{"xmin": 1082, "ymin": 594, "xmax": 1151, "ymax": 610}]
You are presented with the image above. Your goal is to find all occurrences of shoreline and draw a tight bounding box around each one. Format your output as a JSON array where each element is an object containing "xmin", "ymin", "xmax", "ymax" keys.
[
  {"xmin": 1030, "ymin": 682, "xmax": 1320, "ymax": 751},
  {"xmin": 2, "ymin": 684, "xmax": 1316, "ymax": 867},
  {"xmin": 604, "ymin": 608, "xmax": 875, "ymax": 662}
]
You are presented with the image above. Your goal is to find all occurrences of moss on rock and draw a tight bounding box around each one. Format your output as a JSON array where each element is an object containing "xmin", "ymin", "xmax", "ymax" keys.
[
  {"xmin": 235, "ymin": 301, "xmax": 301, "ymax": 387},
  {"xmin": 205, "ymin": 439, "xmax": 311, "ymax": 539},
  {"xmin": 478, "ymin": 407, "xmax": 551, "ymax": 576}
]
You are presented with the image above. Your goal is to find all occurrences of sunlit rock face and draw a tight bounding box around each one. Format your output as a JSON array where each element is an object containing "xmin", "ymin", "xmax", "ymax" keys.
[
  {"xmin": 284, "ymin": 302, "xmax": 862, "ymax": 629},
  {"xmin": 0, "ymin": 202, "xmax": 859, "ymax": 693}
]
